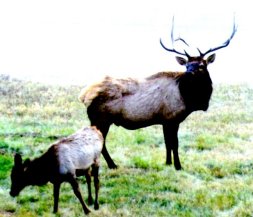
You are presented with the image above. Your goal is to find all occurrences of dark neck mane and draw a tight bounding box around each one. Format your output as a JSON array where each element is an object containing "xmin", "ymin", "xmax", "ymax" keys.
[
  {"xmin": 177, "ymin": 72, "xmax": 213, "ymax": 112},
  {"xmin": 25, "ymin": 146, "xmax": 58, "ymax": 185}
]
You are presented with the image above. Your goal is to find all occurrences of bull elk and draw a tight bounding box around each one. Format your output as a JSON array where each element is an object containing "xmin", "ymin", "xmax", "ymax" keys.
[{"xmin": 79, "ymin": 18, "xmax": 237, "ymax": 170}]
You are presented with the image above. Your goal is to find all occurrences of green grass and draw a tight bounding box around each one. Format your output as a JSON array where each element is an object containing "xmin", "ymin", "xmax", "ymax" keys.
[{"xmin": 0, "ymin": 74, "xmax": 253, "ymax": 216}]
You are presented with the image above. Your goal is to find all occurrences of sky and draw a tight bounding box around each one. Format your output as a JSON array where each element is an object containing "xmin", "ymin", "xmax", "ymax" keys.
[{"xmin": 0, "ymin": 0, "xmax": 252, "ymax": 85}]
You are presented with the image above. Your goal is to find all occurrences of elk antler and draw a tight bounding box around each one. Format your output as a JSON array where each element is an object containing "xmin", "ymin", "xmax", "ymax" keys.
[
  {"xmin": 160, "ymin": 16, "xmax": 189, "ymax": 57},
  {"xmin": 198, "ymin": 17, "xmax": 237, "ymax": 57},
  {"xmin": 175, "ymin": 37, "xmax": 189, "ymax": 47}
]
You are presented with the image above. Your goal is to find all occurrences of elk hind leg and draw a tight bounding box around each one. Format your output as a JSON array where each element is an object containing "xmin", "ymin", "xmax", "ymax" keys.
[
  {"xmin": 84, "ymin": 169, "xmax": 93, "ymax": 205},
  {"xmin": 69, "ymin": 176, "xmax": 91, "ymax": 214},
  {"xmin": 92, "ymin": 164, "xmax": 100, "ymax": 210}
]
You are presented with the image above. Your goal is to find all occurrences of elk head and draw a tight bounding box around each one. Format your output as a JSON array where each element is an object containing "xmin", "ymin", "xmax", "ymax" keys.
[
  {"xmin": 160, "ymin": 16, "xmax": 237, "ymax": 74},
  {"xmin": 10, "ymin": 154, "xmax": 30, "ymax": 197}
]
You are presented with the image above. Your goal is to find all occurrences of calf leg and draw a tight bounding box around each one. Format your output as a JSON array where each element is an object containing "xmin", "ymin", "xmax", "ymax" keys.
[
  {"xmin": 163, "ymin": 123, "xmax": 181, "ymax": 170},
  {"xmin": 84, "ymin": 169, "xmax": 93, "ymax": 205},
  {"xmin": 92, "ymin": 164, "xmax": 100, "ymax": 210},
  {"xmin": 69, "ymin": 176, "xmax": 91, "ymax": 215}
]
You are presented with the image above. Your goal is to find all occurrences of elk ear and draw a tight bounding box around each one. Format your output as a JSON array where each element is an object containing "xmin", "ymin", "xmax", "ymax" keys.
[
  {"xmin": 14, "ymin": 154, "xmax": 22, "ymax": 166},
  {"xmin": 176, "ymin": 56, "xmax": 187, "ymax": 65},
  {"xmin": 206, "ymin": 53, "xmax": 216, "ymax": 64},
  {"xmin": 24, "ymin": 159, "xmax": 31, "ymax": 168}
]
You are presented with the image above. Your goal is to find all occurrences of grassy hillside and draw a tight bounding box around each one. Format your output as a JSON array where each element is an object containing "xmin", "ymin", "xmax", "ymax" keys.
[{"xmin": 0, "ymin": 74, "xmax": 253, "ymax": 217}]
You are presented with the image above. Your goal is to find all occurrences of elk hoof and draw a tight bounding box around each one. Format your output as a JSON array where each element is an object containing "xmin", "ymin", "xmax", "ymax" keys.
[
  {"xmin": 175, "ymin": 165, "xmax": 182, "ymax": 170},
  {"xmin": 94, "ymin": 202, "xmax": 99, "ymax": 210},
  {"xmin": 108, "ymin": 163, "xmax": 118, "ymax": 169},
  {"xmin": 84, "ymin": 208, "xmax": 91, "ymax": 215},
  {"xmin": 165, "ymin": 161, "xmax": 172, "ymax": 165}
]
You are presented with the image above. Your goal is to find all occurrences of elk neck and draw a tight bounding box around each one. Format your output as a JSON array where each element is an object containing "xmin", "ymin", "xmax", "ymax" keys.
[{"xmin": 176, "ymin": 68, "xmax": 213, "ymax": 112}]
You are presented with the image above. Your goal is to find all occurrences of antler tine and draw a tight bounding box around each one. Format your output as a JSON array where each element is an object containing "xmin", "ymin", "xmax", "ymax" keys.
[
  {"xmin": 160, "ymin": 16, "xmax": 189, "ymax": 57},
  {"xmin": 160, "ymin": 38, "xmax": 187, "ymax": 56},
  {"xmin": 184, "ymin": 50, "xmax": 191, "ymax": 58},
  {"xmin": 175, "ymin": 37, "xmax": 190, "ymax": 47},
  {"xmin": 200, "ymin": 17, "xmax": 237, "ymax": 57},
  {"xmin": 197, "ymin": 48, "xmax": 204, "ymax": 56},
  {"xmin": 170, "ymin": 16, "xmax": 175, "ymax": 44}
]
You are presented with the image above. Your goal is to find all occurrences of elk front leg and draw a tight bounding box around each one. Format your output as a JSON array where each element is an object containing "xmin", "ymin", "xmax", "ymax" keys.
[
  {"xmin": 163, "ymin": 123, "xmax": 181, "ymax": 170},
  {"xmin": 53, "ymin": 182, "xmax": 61, "ymax": 213},
  {"xmin": 102, "ymin": 143, "xmax": 118, "ymax": 169},
  {"xmin": 96, "ymin": 124, "xmax": 118, "ymax": 169}
]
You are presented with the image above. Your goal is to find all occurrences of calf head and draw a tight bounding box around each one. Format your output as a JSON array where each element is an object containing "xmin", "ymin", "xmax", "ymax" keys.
[{"xmin": 10, "ymin": 154, "xmax": 30, "ymax": 197}]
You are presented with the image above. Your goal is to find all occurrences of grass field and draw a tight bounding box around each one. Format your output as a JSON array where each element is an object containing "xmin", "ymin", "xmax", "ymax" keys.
[{"xmin": 0, "ymin": 74, "xmax": 253, "ymax": 217}]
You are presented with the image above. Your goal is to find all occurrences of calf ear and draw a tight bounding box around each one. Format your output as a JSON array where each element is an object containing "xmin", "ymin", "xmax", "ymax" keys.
[
  {"xmin": 14, "ymin": 154, "xmax": 22, "ymax": 166},
  {"xmin": 176, "ymin": 56, "xmax": 187, "ymax": 65},
  {"xmin": 24, "ymin": 159, "xmax": 31, "ymax": 168}
]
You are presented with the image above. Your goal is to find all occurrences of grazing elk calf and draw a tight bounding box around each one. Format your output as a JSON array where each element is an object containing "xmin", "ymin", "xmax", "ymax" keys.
[
  {"xmin": 10, "ymin": 126, "xmax": 103, "ymax": 215},
  {"xmin": 79, "ymin": 19, "xmax": 237, "ymax": 171}
]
